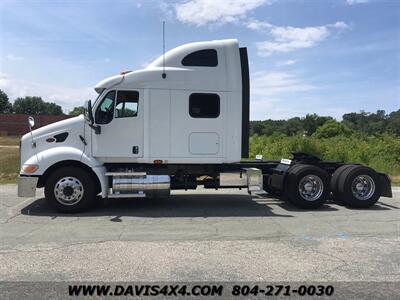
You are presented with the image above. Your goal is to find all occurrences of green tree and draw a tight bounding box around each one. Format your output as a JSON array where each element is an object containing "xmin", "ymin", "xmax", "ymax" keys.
[
  {"xmin": 69, "ymin": 106, "xmax": 85, "ymax": 116},
  {"xmin": 44, "ymin": 102, "xmax": 63, "ymax": 115},
  {"xmin": 366, "ymin": 110, "xmax": 387, "ymax": 135},
  {"xmin": 387, "ymin": 109, "xmax": 400, "ymax": 135},
  {"xmin": 342, "ymin": 111, "xmax": 368, "ymax": 132},
  {"xmin": 250, "ymin": 121, "xmax": 264, "ymax": 135},
  {"xmin": 13, "ymin": 96, "xmax": 45, "ymax": 114},
  {"xmin": 284, "ymin": 117, "xmax": 303, "ymax": 136},
  {"xmin": 303, "ymin": 114, "xmax": 333, "ymax": 135},
  {"xmin": 0, "ymin": 89, "xmax": 12, "ymax": 113},
  {"xmin": 262, "ymin": 120, "xmax": 286, "ymax": 136},
  {"xmin": 314, "ymin": 120, "xmax": 352, "ymax": 138},
  {"xmin": 12, "ymin": 96, "xmax": 64, "ymax": 115}
]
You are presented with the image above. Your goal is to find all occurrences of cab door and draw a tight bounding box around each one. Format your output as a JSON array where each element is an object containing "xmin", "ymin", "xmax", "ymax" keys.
[{"xmin": 92, "ymin": 89, "xmax": 143, "ymax": 161}]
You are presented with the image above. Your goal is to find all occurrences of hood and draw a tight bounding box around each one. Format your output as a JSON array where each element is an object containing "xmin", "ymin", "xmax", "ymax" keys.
[
  {"xmin": 21, "ymin": 115, "xmax": 85, "ymax": 142},
  {"xmin": 20, "ymin": 115, "xmax": 86, "ymax": 168}
]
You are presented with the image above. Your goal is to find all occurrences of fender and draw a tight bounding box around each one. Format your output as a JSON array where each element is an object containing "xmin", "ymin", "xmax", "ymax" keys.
[{"xmin": 22, "ymin": 146, "xmax": 109, "ymax": 198}]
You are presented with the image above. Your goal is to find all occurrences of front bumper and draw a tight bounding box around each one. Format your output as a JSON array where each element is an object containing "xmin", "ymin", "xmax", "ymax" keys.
[{"xmin": 17, "ymin": 176, "xmax": 38, "ymax": 197}]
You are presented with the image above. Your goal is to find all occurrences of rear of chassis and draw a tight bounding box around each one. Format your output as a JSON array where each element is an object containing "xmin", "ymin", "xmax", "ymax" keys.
[{"xmin": 262, "ymin": 152, "xmax": 392, "ymax": 209}]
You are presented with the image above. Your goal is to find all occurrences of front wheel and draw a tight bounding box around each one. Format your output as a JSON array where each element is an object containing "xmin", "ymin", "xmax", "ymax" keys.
[{"xmin": 44, "ymin": 166, "xmax": 96, "ymax": 213}]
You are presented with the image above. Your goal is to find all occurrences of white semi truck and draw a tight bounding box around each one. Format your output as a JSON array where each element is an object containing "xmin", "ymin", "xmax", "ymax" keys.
[{"xmin": 18, "ymin": 39, "xmax": 392, "ymax": 213}]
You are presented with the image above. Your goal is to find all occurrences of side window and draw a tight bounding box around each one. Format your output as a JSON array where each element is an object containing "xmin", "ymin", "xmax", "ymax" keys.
[
  {"xmin": 189, "ymin": 93, "xmax": 220, "ymax": 118},
  {"xmin": 95, "ymin": 91, "xmax": 115, "ymax": 124},
  {"xmin": 115, "ymin": 91, "xmax": 139, "ymax": 118},
  {"xmin": 182, "ymin": 49, "xmax": 218, "ymax": 67}
]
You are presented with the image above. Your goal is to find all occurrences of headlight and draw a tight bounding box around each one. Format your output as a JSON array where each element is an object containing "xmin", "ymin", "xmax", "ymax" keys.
[{"xmin": 21, "ymin": 164, "xmax": 39, "ymax": 174}]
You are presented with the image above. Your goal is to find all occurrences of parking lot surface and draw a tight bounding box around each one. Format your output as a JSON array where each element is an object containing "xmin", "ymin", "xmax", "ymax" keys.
[{"xmin": 0, "ymin": 185, "xmax": 399, "ymax": 281}]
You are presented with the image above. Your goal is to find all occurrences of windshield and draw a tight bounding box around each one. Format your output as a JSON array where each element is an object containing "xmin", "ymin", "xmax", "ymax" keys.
[{"xmin": 92, "ymin": 89, "xmax": 105, "ymax": 107}]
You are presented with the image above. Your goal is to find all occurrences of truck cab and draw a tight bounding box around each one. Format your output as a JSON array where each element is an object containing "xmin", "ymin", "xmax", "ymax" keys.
[
  {"xmin": 17, "ymin": 39, "xmax": 391, "ymax": 213},
  {"xmin": 90, "ymin": 39, "xmax": 247, "ymax": 163}
]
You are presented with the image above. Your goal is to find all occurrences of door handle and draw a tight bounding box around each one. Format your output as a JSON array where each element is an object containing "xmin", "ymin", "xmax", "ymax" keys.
[{"xmin": 132, "ymin": 146, "xmax": 139, "ymax": 154}]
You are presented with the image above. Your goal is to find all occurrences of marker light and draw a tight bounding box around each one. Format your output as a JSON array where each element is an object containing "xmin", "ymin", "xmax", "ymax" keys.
[{"xmin": 21, "ymin": 164, "xmax": 39, "ymax": 174}]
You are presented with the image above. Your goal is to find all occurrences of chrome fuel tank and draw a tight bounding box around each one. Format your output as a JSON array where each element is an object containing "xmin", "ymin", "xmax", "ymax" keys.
[{"xmin": 112, "ymin": 175, "xmax": 170, "ymax": 197}]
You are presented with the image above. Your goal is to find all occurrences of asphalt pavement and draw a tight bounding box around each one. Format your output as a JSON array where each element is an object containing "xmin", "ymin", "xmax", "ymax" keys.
[{"xmin": 0, "ymin": 184, "xmax": 399, "ymax": 282}]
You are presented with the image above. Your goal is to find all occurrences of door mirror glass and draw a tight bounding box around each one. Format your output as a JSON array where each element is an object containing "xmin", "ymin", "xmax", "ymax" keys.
[
  {"xmin": 28, "ymin": 116, "xmax": 35, "ymax": 128},
  {"xmin": 84, "ymin": 100, "xmax": 94, "ymax": 124}
]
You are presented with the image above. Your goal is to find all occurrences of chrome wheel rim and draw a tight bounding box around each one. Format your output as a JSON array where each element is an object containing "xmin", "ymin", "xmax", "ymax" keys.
[
  {"xmin": 298, "ymin": 175, "xmax": 324, "ymax": 201},
  {"xmin": 351, "ymin": 175, "xmax": 375, "ymax": 200},
  {"xmin": 54, "ymin": 176, "xmax": 84, "ymax": 206}
]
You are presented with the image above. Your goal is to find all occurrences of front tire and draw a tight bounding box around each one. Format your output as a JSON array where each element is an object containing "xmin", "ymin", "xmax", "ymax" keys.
[{"xmin": 44, "ymin": 166, "xmax": 96, "ymax": 213}]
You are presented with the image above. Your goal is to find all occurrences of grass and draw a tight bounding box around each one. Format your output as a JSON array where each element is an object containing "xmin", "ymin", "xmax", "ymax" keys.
[
  {"xmin": 250, "ymin": 134, "xmax": 400, "ymax": 186},
  {"xmin": 0, "ymin": 136, "xmax": 20, "ymax": 184},
  {"xmin": 391, "ymin": 176, "xmax": 400, "ymax": 186},
  {"xmin": 0, "ymin": 135, "xmax": 21, "ymax": 146},
  {"xmin": 0, "ymin": 134, "xmax": 398, "ymax": 186},
  {"xmin": 0, "ymin": 147, "xmax": 19, "ymax": 184}
]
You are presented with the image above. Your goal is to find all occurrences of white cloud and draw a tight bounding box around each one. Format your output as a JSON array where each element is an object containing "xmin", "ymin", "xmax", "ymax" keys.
[
  {"xmin": 346, "ymin": 0, "xmax": 369, "ymax": 5},
  {"xmin": 5, "ymin": 54, "xmax": 24, "ymax": 61},
  {"xmin": 256, "ymin": 25, "xmax": 330, "ymax": 56},
  {"xmin": 251, "ymin": 71, "xmax": 314, "ymax": 98},
  {"xmin": 167, "ymin": 1, "xmax": 349, "ymax": 57},
  {"xmin": 0, "ymin": 73, "xmax": 96, "ymax": 112},
  {"xmin": 254, "ymin": 22, "xmax": 349, "ymax": 56},
  {"xmin": 173, "ymin": 0, "xmax": 270, "ymax": 26},
  {"xmin": 331, "ymin": 21, "xmax": 349, "ymax": 29},
  {"xmin": 275, "ymin": 59, "xmax": 297, "ymax": 66},
  {"xmin": 246, "ymin": 19, "xmax": 273, "ymax": 30},
  {"xmin": 250, "ymin": 71, "xmax": 316, "ymax": 119}
]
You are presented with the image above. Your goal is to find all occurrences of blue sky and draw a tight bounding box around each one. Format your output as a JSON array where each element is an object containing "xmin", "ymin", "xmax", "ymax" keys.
[{"xmin": 0, "ymin": 0, "xmax": 399, "ymax": 120}]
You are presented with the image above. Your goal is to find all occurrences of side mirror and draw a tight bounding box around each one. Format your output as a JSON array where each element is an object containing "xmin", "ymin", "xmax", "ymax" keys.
[
  {"xmin": 28, "ymin": 116, "xmax": 35, "ymax": 129},
  {"xmin": 27, "ymin": 116, "xmax": 36, "ymax": 148},
  {"xmin": 84, "ymin": 100, "xmax": 94, "ymax": 125},
  {"xmin": 84, "ymin": 99, "xmax": 101, "ymax": 135}
]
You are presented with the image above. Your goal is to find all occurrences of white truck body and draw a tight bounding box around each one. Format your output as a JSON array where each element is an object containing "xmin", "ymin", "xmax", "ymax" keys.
[
  {"xmin": 18, "ymin": 39, "xmax": 249, "ymax": 199},
  {"xmin": 17, "ymin": 39, "xmax": 391, "ymax": 213}
]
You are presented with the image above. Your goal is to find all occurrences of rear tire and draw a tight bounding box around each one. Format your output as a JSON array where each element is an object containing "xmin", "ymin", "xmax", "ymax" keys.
[
  {"xmin": 285, "ymin": 164, "xmax": 330, "ymax": 209},
  {"xmin": 336, "ymin": 165, "xmax": 381, "ymax": 208},
  {"xmin": 331, "ymin": 164, "xmax": 354, "ymax": 205},
  {"xmin": 44, "ymin": 166, "xmax": 96, "ymax": 213}
]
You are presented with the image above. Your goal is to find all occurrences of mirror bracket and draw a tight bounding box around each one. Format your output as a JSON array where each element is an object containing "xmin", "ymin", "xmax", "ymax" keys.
[{"xmin": 93, "ymin": 125, "xmax": 101, "ymax": 135}]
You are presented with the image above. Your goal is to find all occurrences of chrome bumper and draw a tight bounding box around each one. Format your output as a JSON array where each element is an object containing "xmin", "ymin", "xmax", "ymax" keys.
[{"xmin": 17, "ymin": 176, "xmax": 38, "ymax": 197}]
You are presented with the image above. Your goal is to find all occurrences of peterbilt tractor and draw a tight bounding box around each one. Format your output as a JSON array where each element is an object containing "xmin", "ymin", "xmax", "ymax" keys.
[{"xmin": 17, "ymin": 39, "xmax": 392, "ymax": 213}]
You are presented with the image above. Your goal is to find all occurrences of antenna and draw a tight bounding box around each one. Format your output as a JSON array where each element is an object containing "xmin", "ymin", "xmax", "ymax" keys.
[{"xmin": 162, "ymin": 21, "xmax": 166, "ymax": 79}]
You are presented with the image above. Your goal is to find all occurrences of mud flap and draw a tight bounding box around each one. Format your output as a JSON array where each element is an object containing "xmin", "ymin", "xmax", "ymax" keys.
[{"xmin": 379, "ymin": 173, "xmax": 392, "ymax": 198}]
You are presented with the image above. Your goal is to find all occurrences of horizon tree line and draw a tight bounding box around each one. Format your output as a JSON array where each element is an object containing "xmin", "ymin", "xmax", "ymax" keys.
[{"xmin": 1, "ymin": 89, "xmax": 398, "ymax": 135}]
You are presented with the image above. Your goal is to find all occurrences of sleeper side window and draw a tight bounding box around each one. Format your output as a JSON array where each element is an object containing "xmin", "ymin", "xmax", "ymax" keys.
[
  {"xmin": 182, "ymin": 49, "xmax": 218, "ymax": 67},
  {"xmin": 115, "ymin": 91, "xmax": 139, "ymax": 118},
  {"xmin": 95, "ymin": 91, "xmax": 116, "ymax": 124},
  {"xmin": 189, "ymin": 93, "xmax": 220, "ymax": 118}
]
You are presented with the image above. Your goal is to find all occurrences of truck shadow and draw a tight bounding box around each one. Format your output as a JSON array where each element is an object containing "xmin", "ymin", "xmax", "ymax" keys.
[
  {"xmin": 18, "ymin": 192, "xmax": 371, "ymax": 219},
  {"xmin": 19, "ymin": 194, "xmax": 298, "ymax": 218}
]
